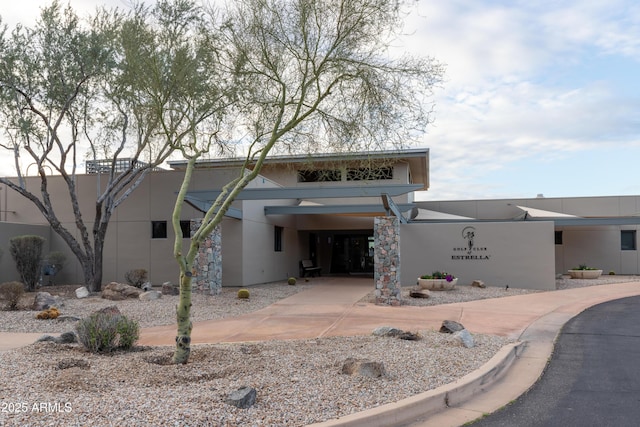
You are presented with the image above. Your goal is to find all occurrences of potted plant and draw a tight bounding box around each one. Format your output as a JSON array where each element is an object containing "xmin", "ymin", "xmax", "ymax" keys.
[
  {"xmin": 417, "ymin": 271, "xmax": 458, "ymax": 290},
  {"xmin": 567, "ymin": 264, "xmax": 603, "ymax": 279}
]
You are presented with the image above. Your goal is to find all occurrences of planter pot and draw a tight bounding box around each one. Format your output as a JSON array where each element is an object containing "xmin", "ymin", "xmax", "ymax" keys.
[
  {"xmin": 568, "ymin": 269, "xmax": 602, "ymax": 279},
  {"xmin": 417, "ymin": 277, "xmax": 458, "ymax": 291}
]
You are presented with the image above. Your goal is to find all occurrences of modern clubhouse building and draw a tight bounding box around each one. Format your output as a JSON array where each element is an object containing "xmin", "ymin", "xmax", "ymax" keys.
[{"xmin": 0, "ymin": 147, "xmax": 639, "ymax": 292}]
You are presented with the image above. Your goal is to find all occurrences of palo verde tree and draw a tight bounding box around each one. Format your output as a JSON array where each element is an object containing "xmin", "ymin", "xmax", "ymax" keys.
[
  {"xmin": 116, "ymin": 0, "xmax": 232, "ymax": 365},
  {"xmin": 168, "ymin": 0, "xmax": 445, "ymax": 364},
  {"xmin": 0, "ymin": 2, "xmax": 177, "ymax": 291}
]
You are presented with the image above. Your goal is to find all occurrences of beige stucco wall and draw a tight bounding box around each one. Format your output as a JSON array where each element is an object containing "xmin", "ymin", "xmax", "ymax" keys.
[
  {"xmin": 0, "ymin": 169, "xmax": 268, "ymax": 286},
  {"xmin": 417, "ymin": 196, "xmax": 640, "ymax": 276},
  {"xmin": 400, "ymin": 221, "xmax": 556, "ymax": 290}
]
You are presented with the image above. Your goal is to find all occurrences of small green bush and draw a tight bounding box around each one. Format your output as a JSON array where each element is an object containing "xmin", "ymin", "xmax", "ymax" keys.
[
  {"xmin": 125, "ymin": 269, "xmax": 148, "ymax": 288},
  {"xmin": 76, "ymin": 312, "xmax": 139, "ymax": 353},
  {"xmin": 0, "ymin": 281, "xmax": 24, "ymax": 310},
  {"xmin": 237, "ymin": 289, "xmax": 250, "ymax": 299},
  {"xmin": 9, "ymin": 235, "xmax": 45, "ymax": 291},
  {"xmin": 609, "ymin": 270, "xmax": 616, "ymax": 275},
  {"xmin": 287, "ymin": 277, "xmax": 296, "ymax": 286},
  {"xmin": 45, "ymin": 251, "xmax": 66, "ymax": 273}
]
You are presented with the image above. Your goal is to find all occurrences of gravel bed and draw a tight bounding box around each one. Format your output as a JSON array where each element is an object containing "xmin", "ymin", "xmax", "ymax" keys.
[
  {"xmin": 0, "ymin": 275, "xmax": 637, "ymax": 426},
  {"xmin": 1, "ymin": 281, "xmax": 315, "ymax": 334}
]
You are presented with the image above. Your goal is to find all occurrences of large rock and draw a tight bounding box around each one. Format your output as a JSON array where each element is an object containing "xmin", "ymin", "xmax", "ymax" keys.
[
  {"xmin": 371, "ymin": 326, "xmax": 403, "ymax": 337},
  {"xmin": 226, "ymin": 387, "xmax": 257, "ymax": 409},
  {"xmin": 341, "ymin": 358, "xmax": 387, "ymax": 378},
  {"xmin": 101, "ymin": 282, "xmax": 143, "ymax": 301},
  {"xmin": 453, "ymin": 329, "xmax": 475, "ymax": 348},
  {"xmin": 75, "ymin": 287, "xmax": 89, "ymax": 299},
  {"xmin": 161, "ymin": 282, "xmax": 179, "ymax": 296},
  {"xmin": 36, "ymin": 331, "xmax": 77, "ymax": 344},
  {"xmin": 471, "ymin": 280, "xmax": 486, "ymax": 288},
  {"xmin": 439, "ymin": 320, "xmax": 465, "ymax": 334},
  {"xmin": 409, "ymin": 288, "xmax": 431, "ymax": 298},
  {"xmin": 139, "ymin": 290, "xmax": 162, "ymax": 301},
  {"xmin": 32, "ymin": 292, "xmax": 64, "ymax": 311}
]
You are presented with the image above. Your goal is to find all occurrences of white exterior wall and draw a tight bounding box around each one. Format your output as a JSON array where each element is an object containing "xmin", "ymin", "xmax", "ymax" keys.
[{"xmin": 400, "ymin": 221, "xmax": 556, "ymax": 290}]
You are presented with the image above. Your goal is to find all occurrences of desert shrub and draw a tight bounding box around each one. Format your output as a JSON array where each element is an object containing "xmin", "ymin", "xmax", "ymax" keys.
[
  {"xmin": 76, "ymin": 312, "xmax": 140, "ymax": 353},
  {"xmin": 609, "ymin": 270, "xmax": 616, "ymax": 275},
  {"xmin": 237, "ymin": 289, "xmax": 250, "ymax": 299},
  {"xmin": 45, "ymin": 251, "xmax": 66, "ymax": 273},
  {"xmin": 0, "ymin": 281, "xmax": 24, "ymax": 310},
  {"xmin": 9, "ymin": 235, "xmax": 45, "ymax": 291},
  {"xmin": 287, "ymin": 277, "xmax": 296, "ymax": 286},
  {"xmin": 125, "ymin": 269, "xmax": 148, "ymax": 288}
]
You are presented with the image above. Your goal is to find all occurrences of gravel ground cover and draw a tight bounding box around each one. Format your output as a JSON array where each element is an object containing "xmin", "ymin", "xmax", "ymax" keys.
[{"xmin": 0, "ymin": 275, "xmax": 637, "ymax": 426}]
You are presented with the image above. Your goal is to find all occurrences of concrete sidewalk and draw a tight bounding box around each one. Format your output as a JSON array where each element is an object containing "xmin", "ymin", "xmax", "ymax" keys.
[{"xmin": 3, "ymin": 277, "xmax": 640, "ymax": 426}]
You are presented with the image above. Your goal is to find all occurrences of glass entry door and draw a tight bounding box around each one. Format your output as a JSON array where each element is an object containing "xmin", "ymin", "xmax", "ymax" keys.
[{"xmin": 330, "ymin": 234, "xmax": 374, "ymax": 274}]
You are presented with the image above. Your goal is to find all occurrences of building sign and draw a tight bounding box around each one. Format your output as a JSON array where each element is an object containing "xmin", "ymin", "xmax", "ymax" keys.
[{"xmin": 451, "ymin": 226, "xmax": 491, "ymax": 260}]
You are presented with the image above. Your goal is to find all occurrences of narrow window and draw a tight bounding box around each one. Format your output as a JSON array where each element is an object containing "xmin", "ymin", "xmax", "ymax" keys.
[
  {"xmin": 180, "ymin": 220, "xmax": 191, "ymax": 238},
  {"xmin": 346, "ymin": 166, "xmax": 393, "ymax": 181},
  {"xmin": 621, "ymin": 230, "xmax": 637, "ymax": 250},
  {"xmin": 151, "ymin": 221, "xmax": 167, "ymax": 239},
  {"xmin": 554, "ymin": 231, "xmax": 563, "ymax": 245},
  {"xmin": 274, "ymin": 226, "xmax": 283, "ymax": 252},
  {"xmin": 297, "ymin": 169, "xmax": 341, "ymax": 182}
]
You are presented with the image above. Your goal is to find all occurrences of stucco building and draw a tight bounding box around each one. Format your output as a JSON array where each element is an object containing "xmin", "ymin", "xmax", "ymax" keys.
[{"xmin": 0, "ymin": 147, "xmax": 638, "ymax": 292}]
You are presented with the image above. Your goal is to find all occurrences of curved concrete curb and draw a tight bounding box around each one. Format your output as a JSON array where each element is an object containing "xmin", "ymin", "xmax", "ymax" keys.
[{"xmin": 307, "ymin": 341, "xmax": 526, "ymax": 427}]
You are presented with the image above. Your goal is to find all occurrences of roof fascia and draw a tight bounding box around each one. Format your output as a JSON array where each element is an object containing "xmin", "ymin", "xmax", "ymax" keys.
[
  {"xmin": 264, "ymin": 203, "xmax": 415, "ymax": 215},
  {"xmin": 186, "ymin": 184, "xmax": 423, "ymax": 201}
]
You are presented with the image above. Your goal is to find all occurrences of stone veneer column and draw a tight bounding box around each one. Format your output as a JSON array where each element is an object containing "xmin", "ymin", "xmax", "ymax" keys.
[
  {"xmin": 374, "ymin": 216, "xmax": 401, "ymax": 306},
  {"xmin": 191, "ymin": 219, "xmax": 222, "ymax": 295}
]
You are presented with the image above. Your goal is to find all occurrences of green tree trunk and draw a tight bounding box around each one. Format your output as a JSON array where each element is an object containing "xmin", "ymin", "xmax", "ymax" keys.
[{"xmin": 173, "ymin": 271, "xmax": 194, "ymax": 364}]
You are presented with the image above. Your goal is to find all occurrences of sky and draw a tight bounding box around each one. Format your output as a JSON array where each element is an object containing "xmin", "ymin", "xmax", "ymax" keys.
[{"xmin": 2, "ymin": 0, "xmax": 640, "ymax": 201}]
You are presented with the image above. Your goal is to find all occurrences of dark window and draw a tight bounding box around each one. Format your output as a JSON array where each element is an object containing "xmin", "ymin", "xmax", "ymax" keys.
[
  {"xmin": 621, "ymin": 230, "xmax": 637, "ymax": 250},
  {"xmin": 151, "ymin": 221, "xmax": 167, "ymax": 239},
  {"xmin": 274, "ymin": 226, "xmax": 283, "ymax": 252},
  {"xmin": 554, "ymin": 231, "xmax": 563, "ymax": 245},
  {"xmin": 180, "ymin": 220, "xmax": 191, "ymax": 238},
  {"xmin": 346, "ymin": 166, "xmax": 393, "ymax": 181},
  {"xmin": 297, "ymin": 169, "xmax": 341, "ymax": 182}
]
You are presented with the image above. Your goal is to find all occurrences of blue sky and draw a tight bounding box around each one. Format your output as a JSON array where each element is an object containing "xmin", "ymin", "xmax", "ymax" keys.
[{"xmin": 3, "ymin": 0, "xmax": 640, "ymax": 201}]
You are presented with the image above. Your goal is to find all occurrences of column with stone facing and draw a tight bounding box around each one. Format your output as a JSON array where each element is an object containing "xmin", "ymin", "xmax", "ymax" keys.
[
  {"xmin": 191, "ymin": 219, "xmax": 222, "ymax": 295},
  {"xmin": 374, "ymin": 216, "xmax": 401, "ymax": 306}
]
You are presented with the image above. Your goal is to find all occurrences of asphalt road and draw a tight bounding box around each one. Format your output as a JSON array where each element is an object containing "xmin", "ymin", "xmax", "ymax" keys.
[{"xmin": 470, "ymin": 295, "xmax": 640, "ymax": 427}]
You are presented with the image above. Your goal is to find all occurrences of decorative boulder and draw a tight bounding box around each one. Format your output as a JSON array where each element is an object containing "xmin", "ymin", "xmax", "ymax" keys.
[
  {"xmin": 409, "ymin": 288, "xmax": 431, "ymax": 298},
  {"xmin": 141, "ymin": 282, "xmax": 153, "ymax": 292},
  {"xmin": 75, "ymin": 287, "xmax": 89, "ymax": 299},
  {"xmin": 101, "ymin": 282, "xmax": 143, "ymax": 301},
  {"xmin": 139, "ymin": 290, "xmax": 162, "ymax": 301},
  {"xmin": 32, "ymin": 292, "xmax": 64, "ymax": 311},
  {"xmin": 161, "ymin": 282, "xmax": 179, "ymax": 296},
  {"xmin": 341, "ymin": 358, "xmax": 387, "ymax": 378},
  {"xmin": 55, "ymin": 331, "xmax": 77, "ymax": 344},
  {"xmin": 440, "ymin": 320, "xmax": 465, "ymax": 334},
  {"xmin": 372, "ymin": 326, "xmax": 403, "ymax": 337},
  {"xmin": 471, "ymin": 280, "xmax": 486, "ymax": 288},
  {"xmin": 452, "ymin": 329, "xmax": 475, "ymax": 348},
  {"xmin": 226, "ymin": 386, "xmax": 257, "ymax": 409}
]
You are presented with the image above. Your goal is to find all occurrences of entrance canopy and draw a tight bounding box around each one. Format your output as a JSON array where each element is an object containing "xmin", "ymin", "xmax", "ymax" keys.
[{"xmin": 184, "ymin": 183, "xmax": 421, "ymax": 219}]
